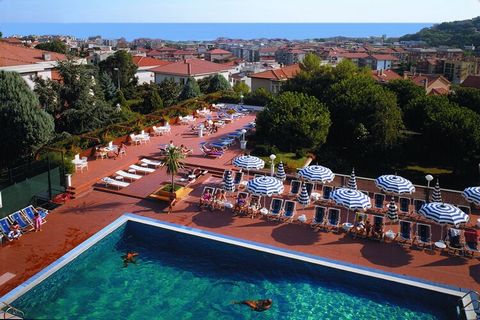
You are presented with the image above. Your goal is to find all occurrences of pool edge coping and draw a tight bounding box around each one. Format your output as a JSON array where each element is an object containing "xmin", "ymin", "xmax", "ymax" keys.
[{"xmin": 1, "ymin": 213, "xmax": 476, "ymax": 318}]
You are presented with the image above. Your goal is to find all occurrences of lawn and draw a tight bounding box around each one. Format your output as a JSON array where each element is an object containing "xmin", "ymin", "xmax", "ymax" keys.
[{"xmin": 259, "ymin": 152, "xmax": 308, "ymax": 173}]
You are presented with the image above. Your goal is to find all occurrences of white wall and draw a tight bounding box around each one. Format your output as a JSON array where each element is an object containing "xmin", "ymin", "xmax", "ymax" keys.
[
  {"xmin": 136, "ymin": 70, "xmax": 155, "ymax": 84},
  {"xmin": 154, "ymin": 71, "xmax": 230, "ymax": 85}
]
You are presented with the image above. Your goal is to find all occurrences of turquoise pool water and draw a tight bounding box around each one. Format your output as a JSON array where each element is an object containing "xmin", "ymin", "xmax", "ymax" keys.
[{"xmin": 12, "ymin": 221, "xmax": 450, "ymax": 319}]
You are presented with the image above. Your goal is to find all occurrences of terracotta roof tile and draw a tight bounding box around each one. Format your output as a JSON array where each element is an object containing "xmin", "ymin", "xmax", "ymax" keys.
[
  {"xmin": 370, "ymin": 69, "xmax": 401, "ymax": 82},
  {"xmin": 0, "ymin": 42, "xmax": 66, "ymax": 67},
  {"xmin": 249, "ymin": 64, "xmax": 300, "ymax": 81},
  {"xmin": 370, "ymin": 54, "xmax": 399, "ymax": 61},
  {"xmin": 132, "ymin": 56, "xmax": 171, "ymax": 67},
  {"xmin": 461, "ymin": 75, "xmax": 480, "ymax": 89},
  {"xmin": 207, "ymin": 48, "xmax": 232, "ymax": 55},
  {"xmin": 150, "ymin": 58, "xmax": 230, "ymax": 76}
]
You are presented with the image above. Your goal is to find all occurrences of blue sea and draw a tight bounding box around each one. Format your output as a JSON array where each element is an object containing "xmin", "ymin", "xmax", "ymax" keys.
[{"xmin": 0, "ymin": 23, "xmax": 432, "ymax": 41}]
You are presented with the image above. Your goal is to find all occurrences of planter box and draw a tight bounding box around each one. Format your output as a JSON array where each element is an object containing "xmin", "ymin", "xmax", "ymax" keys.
[{"xmin": 148, "ymin": 183, "xmax": 193, "ymax": 202}]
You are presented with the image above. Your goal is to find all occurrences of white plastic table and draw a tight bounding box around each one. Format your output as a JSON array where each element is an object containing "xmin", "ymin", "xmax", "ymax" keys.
[
  {"xmin": 385, "ymin": 230, "xmax": 396, "ymax": 240},
  {"xmin": 260, "ymin": 208, "xmax": 269, "ymax": 215},
  {"xmin": 115, "ymin": 176, "xmax": 124, "ymax": 181},
  {"xmin": 128, "ymin": 169, "xmax": 136, "ymax": 174},
  {"xmin": 435, "ymin": 241, "xmax": 446, "ymax": 250},
  {"xmin": 342, "ymin": 222, "xmax": 353, "ymax": 232}
]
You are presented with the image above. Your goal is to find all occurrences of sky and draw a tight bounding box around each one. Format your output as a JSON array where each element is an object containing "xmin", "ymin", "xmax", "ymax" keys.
[{"xmin": 0, "ymin": 0, "xmax": 479, "ymax": 23}]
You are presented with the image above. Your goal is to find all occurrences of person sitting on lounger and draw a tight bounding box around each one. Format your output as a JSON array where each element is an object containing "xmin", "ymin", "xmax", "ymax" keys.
[
  {"xmin": 233, "ymin": 299, "xmax": 272, "ymax": 312},
  {"xmin": 180, "ymin": 144, "xmax": 193, "ymax": 155},
  {"xmin": 213, "ymin": 190, "xmax": 227, "ymax": 210},
  {"xmin": 364, "ymin": 220, "xmax": 372, "ymax": 238},
  {"xmin": 8, "ymin": 221, "xmax": 22, "ymax": 240},
  {"xmin": 114, "ymin": 142, "xmax": 127, "ymax": 160},
  {"xmin": 233, "ymin": 193, "xmax": 247, "ymax": 216},
  {"xmin": 200, "ymin": 189, "xmax": 213, "ymax": 209},
  {"xmin": 447, "ymin": 228, "xmax": 462, "ymax": 248},
  {"xmin": 465, "ymin": 228, "xmax": 479, "ymax": 250},
  {"xmin": 371, "ymin": 221, "xmax": 384, "ymax": 239},
  {"xmin": 122, "ymin": 251, "xmax": 139, "ymax": 267}
]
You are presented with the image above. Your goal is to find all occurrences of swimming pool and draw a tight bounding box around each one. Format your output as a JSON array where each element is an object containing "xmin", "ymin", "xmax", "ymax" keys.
[{"xmin": 2, "ymin": 214, "xmax": 473, "ymax": 319}]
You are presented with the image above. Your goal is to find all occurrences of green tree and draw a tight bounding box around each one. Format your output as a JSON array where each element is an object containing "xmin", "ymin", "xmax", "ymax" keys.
[
  {"xmin": 329, "ymin": 75, "xmax": 404, "ymax": 149},
  {"xmin": 207, "ymin": 74, "xmax": 231, "ymax": 93},
  {"xmin": 136, "ymin": 84, "xmax": 163, "ymax": 114},
  {"xmin": 163, "ymin": 146, "xmax": 185, "ymax": 212},
  {"xmin": 0, "ymin": 71, "xmax": 55, "ymax": 166},
  {"xmin": 404, "ymin": 95, "xmax": 452, "ymax": 132},
  {"xmin": 99, "ymin": 72, "xmax": 117, "ymax": 101},
  {"xmin": 255, "ymin": 91, "xmax": 331, "ymax": 152},
  {"xmin": 99, "ymin": 50, "xmax": 138, "ymax": 91},
  {"xmin": 34, "ymin": 59, "xmax": 116, "ymax": 134},
  {"xmin": 299, "ymin": 53, "xmax": 321, "ymax": 73},
  {"xmin": 197, "ymin": 76, "xmax": 211, "ymax": 94},
  {"xmin": 179, "ymin": 77, "xmax": 201, "ymax": 100},
  {"xmin": 35, "ymin": 39, "xmax": 67, "ymax": 54},
  {"xmin": 386, "ymin": 79, "xmax": 425, "ymax": 111},
  {"xmin": 233, "ymin": 82, "xmax": 250, "ymax": 96},
  {"xmin": 449, "ymin": 86, "xmax": 480, "ymax": 114},
  {"xmin": 157, "ymin": 79, "xmax": 182, "ymax": 107},
  {"xmin": 0, "ymin": 31, "xmax": 2, "ymax": 38},
  {"xmin": 244, "ymin": 88, "xmax": 272, "ymax": 106}
]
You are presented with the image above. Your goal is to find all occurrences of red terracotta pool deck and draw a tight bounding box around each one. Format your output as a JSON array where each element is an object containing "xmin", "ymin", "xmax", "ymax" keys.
[{"xmin": 0, "ymin": 112, "xmax": 479, "ymax": 298}]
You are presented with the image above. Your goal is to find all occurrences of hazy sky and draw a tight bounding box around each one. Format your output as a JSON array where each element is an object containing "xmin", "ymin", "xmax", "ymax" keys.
[{"xmin": 0, "ymin": 0, "xmax": 478, "ymax": 23}]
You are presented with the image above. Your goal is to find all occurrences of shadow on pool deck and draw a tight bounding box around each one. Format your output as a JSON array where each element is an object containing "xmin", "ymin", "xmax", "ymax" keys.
[
  {"xmin": 271, "ymin": 224, "xmax": 320, "ymax": 246},
  {"xmin": 192, "ymin": 210, "xmax": 235, "ymax": 228},
  {"xmin": 360, "ymin": 243, "xmax": 414, "ymax": 268}
]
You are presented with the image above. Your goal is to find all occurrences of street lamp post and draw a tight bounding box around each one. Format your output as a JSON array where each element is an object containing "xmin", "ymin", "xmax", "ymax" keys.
[
  {"xmin": 113, "ymin": 67, "xmax": 120, "ymax": 89},
  {"xmin": 269, "ymin": 154, "xmax": 276, "ymax": 177},
  {"xmin": 240, "ymin": 94, "xmax": 244, "ymax": 106},
  {"xmin": 240, "ymin": 129, "xmax": 247, "ymax": 150},
  {"xmin": 425, "ymin": 174, "xmax": 433, "ymax": 202}
]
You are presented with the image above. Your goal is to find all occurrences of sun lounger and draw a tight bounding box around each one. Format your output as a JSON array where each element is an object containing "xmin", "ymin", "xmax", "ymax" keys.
[
  {"xmin": 413, "ymin": 199, "xmax": 425, "ymax": 214},
  {"xmin": 415, "ymin": 223, "xmax": 432, "ymax": 250},
  {"xmin": 322, "ymin": 185, "xmax": 333, "ymax": 200},
  {"xmin": 233, "ymin": 191, "xmax": 249, "ymax": 215},
  {"xmin": 399, "ymin": 197, "xmax": 410, "ymax": 214},
  {"xmin": 311, "ymin": 206, "xmax": 327, "ymax": 230},
  {"xmin": 9, "ymin": 211, "xmax": 34, "ymax": 232},
  {"xmin": 115, "ymin": 170, "xmax": 142, "ymax": 181},
  {"xmin": 289, "ymin": 180, "xmax": 301, "ymax": 196},
  {"xmin": 102, "ymin": 177, "xmax": 130, "ymax": 189},
  {"xmin": 233, "ymin": 172, "xmax": 244, "ymax": 186},
  {"xmin": 326, "ymin": 208, "xmax": 340, "ymax": 232},
  {"xmin": 0, "ymin": 217, "xmax": 21, "ymax": 240},
  {"xmin": 371, "ymin": 215, "xmax": 385, "ymax": 240},
  {"xmin": 374, "ymin": 193, "xmax": 385, "ymax": 209},
  {"xmin": 304, "ymin": 182, "xmax": 314, "ymax": 197},
  {"xmin": 464, "ymin": 229, "xmax": 479, "ymax": 257},
  {"xmin": 397, "ymin": 220, "xmax": 412, "ymax": 245},
  {"xmin": 22, "ymin": 205, "xmax": 47, "ymax": 225},
  {"xmin": 129, "ymin": 165, "xmax": 155, "ymax": 174},
  {"xmin": 281, "ymin": 200, "xmax": 296, "ymax": 222},
  {"xmin": 268, "ymin": 198, "xmax": 284, "ymax": 220},
  {"xmin": 140, "ymin": 158, "xmax": 163, "ymax": 168}
]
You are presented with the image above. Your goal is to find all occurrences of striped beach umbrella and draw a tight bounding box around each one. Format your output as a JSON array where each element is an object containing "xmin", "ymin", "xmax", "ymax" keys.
[
  {"xmin": 223, "ymin": 170, "xmax": 235, "ymax": 193},
  {"xmin": 246, "ymin": 176, "xmax": 284, "ymax": 197},
  {"xmin": 331, "ymin": 188, "xmax": 372, "ymax": 223},
  {"xmin": 387, "ymin": 197, "xmax": 398, "ymax": 221},
  {"xmin": 347, "ymin": 168, "xmax": 357, "ymax": 190},
  {"xmin": 463, "ymin": 187, "xmax": 480, "ymax": 206},
  {"xmin": 419, "ymin": 203, "xmax": 469, "ymax": 227},
  {"xmin": 233, "ymin": 155, "xmax": 265, "ymax": 170},
  {"xmin": 275, "ymin": 161, "xmax": 287, "ymax": 181},
  {"xmin": 375, "ymin": 175, "xmax": 415, "ymax": 194},
  {"xmin": 430, "ymin": 180, "xmax": 442, "ymax": 203},
  {"xmin": 297, "ymin": 183, "xmax": 310, "ymax": 207},
  {"xmin": 297, "ymin": 165, "xmax": 334, "ymax": 183}
]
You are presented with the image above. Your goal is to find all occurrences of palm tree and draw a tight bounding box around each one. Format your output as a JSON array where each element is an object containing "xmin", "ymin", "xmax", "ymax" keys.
[{"xmin": 163, "ymin": 146, "xmax": 185, "ymax": 200}]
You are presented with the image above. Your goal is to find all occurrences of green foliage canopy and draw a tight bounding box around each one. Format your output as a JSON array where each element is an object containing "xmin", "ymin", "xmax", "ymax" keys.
[{"xmin": 35, "ymin": 39, "xmax": 67, "ymax": 54}]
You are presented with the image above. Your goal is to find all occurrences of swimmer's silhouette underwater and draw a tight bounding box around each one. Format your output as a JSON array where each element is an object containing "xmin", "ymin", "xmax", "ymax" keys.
[
  {"xmin": 232, "ymin": 299, "xmax": 272, "ymax": 312},
  {"xmin": 122, "ymin": 251, "xmax": 138, "ymax": 268}
]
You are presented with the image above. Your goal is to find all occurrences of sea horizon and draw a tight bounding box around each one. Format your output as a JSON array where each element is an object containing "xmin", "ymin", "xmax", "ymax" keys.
[{"xmin": 0, "ymin": 23, "xmax": 433, "ymax": 41}]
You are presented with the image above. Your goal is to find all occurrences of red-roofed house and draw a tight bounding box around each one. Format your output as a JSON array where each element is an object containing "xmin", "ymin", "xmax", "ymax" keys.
[
  {"xmin": 404, "ymin": 73, "xmax": 451, "ymax": 95},
  {"xmin": 132, "ymin": 56, "xmax": 171, "ymax": 84},
  {"xmin": 370, "ymin": 69, "xmax": 402, "ymax": 83},
  {"xmin": 249, "ymin": 64, "xmax": 300, "ymax": 93},
  {"xmin": 205, "ymin": 48, "xmax": 233, "ymax": 62},
  {"xmin": 0, "ymin": 41, "xmax": 71, "ymax": 89},
  {"xmin": 150, "ymin": 58, "xmax": 231, "ymax": 84},
  {"xmin": 461, "ymin": 75, "xmax": 480, "ymax": 89}
]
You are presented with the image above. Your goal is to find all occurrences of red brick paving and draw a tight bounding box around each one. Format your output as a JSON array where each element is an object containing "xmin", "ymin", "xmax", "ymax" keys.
[{"xmin": 1, "ymin": 112, "xmax": 479, "ymax": 299}]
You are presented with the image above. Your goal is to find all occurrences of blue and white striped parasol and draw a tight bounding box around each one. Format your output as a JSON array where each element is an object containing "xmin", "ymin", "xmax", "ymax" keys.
[
  {"xmin": 246, "ymin": 176, "xmax": 284, "ymax": 197},
  {"xmin": 463, "ymin": 187, "xmax": 480, "ymax": 206},
  {"xmin": 375, "ymin": 175, "xmax": 415, "ymax": 194},
  {"xmin": 297, "ymin": 183, "xmax": 310, "ymax": 207},
  {"xmin": 331, "ymin": 188, "xmax": 372, "ymax": 210},
  {"xmin": 223, "ymin": 170, "xmax": 235, "ymax": 193},
  {"xmin": 387, "ymin": 197, "xmax": 398, "ymax": 221},
  {"xmin": 430, "ymin": 180, "xmax": 442, "ymax": 203},
  {"xmin": 347, "ymin": 168, "xmax": 357, "ymax": 190},
  {"xmin": 233, "ymin": 155, "xmax": 265, "ymax": 170},
  {"xmin": 418, "ymin": 203, "xmax": 469, "ymax": 227},
  {"xmin": 297, "ymin": 165, "xmax": 334, "ymax": 183},
  {"xmin": 275, "ymin": 161, "xmax": 287, "ymax": 181}
]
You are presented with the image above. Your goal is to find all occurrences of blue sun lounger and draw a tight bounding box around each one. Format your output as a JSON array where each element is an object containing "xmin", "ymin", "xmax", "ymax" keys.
[
  {"xmin": 281, "ymin": 200, "xmax": 296, "ymax": 222},
  {"xmin": 268, "ymin": 198, "xmax": 284, "ymax": 220},
  {"xmin": 22, "ymin": 205, "xmax": 48, "ymax": 224},
  {"xmin": 9, "ymin": 211, "xmax": 34, "ymax": 232}
]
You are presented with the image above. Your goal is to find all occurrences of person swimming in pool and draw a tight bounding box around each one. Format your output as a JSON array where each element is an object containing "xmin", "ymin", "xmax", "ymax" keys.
[
  {"xmin": 233, "ymin": 299, "xmax": 272, "ymax": 312},
  {"xmin": 122, "ymin": 251, "xmax": 138, "ymax": 268}
]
